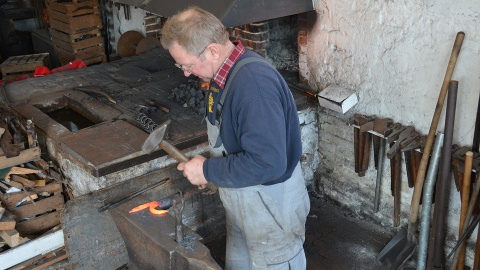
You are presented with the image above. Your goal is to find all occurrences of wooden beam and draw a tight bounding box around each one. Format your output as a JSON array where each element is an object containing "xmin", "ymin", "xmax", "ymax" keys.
[
  {"xmin": 0, "ymin": 230, "xmax": 64, "ymax": 270},
  {"xmin": 0, "ymin": 229, "xmax": 20, "ymax": 247}
]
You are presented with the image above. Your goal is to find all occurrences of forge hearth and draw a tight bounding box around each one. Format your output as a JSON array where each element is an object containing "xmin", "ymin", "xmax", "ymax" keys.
[{"xmin": 5, "ymin": 48, "xmax": 210, "ymax": 196}]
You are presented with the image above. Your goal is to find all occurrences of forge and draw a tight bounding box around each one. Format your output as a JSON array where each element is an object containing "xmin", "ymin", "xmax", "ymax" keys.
[{"xmin": 6, "ymin": 48, "xmax": 210, "ymax": 197}]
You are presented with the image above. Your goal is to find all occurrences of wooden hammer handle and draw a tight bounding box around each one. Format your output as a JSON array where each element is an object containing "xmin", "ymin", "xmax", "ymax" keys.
[
  {"xmin": 159, "ymin": 140, "xmax": 218, "ymax": 193},
  {"xmin": 409, "ymin": 31, "xmax": 465, "ymax": 224}
]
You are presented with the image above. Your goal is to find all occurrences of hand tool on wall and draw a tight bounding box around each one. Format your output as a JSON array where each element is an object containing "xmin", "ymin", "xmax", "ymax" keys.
[
  {"xmin": 373, "ymin": 118, "xmax": 392, "ymax": 212},
  {"xmin": 353, "ymin": 114, "xmax": 373, "ymax": 177},
  {"xmin": 386, "ymin": 125, "xmax": 414, "ymax": 227},
  {"xmin": 451, "ymin": 146, "xmax": 470, "ymax": 192},
  {"xmin": 398, "ymin": 132, "xmax": 422, "ymax": 188},
  {"xmin": 142, "ymin": 119, "xmax": 218, "ymax": 194},
  {"xmin": 383, "ymin": 124, "xmax": 403, "ymax": 196},
  {"xmin": 378, "ymin": 31, "xmax": 465, "ymax": 270},
  {"xmin": 386, "ymin": 126, "xmax": 418, "ymax": 159},
  {"xmin": 98, "ymin": 178, "xmax": 169, "ymax": 212},
  {"xmin": 402, "ymin": 136, "xmax": 426, "ymax": 188}
]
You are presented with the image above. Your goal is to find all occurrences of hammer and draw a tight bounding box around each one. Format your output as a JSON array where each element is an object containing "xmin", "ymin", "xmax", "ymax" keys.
[{"xmin": 142, "ymin": 119, "xmax": 218, "ymax": 193}]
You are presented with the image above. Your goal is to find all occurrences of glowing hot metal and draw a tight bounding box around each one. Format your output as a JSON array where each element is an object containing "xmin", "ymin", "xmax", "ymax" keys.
[{"xmin": 129, "ymin": 201, "xmax": 168, "ymax": 215}]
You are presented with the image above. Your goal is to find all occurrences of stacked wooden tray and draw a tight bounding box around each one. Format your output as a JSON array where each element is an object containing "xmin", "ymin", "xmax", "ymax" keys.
[
  {"xmin": 46, "ymin": 0, "xmax": 106, "ymax": 66},
  {"xmin": 0, "ymin": 53, "xmax": 50, "ymax": 81}
]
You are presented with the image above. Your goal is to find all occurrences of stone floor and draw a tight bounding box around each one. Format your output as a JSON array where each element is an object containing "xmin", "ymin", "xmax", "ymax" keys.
[
  {"xmin": 25, "ymin": 191, "xmax": 417, "ymax": 270},
  {"xmin": 206, "ymin": 192, "xmax": 398, "ymax": 270}
]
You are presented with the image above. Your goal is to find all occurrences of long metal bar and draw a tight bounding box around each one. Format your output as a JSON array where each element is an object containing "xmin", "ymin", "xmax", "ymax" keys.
[
  {"xmin": 98, "ymin": 178, "xmax": 169, "ymax": 212},
  {"xmin": 432, "ymin": 80, "xmax": 458, "ymax": 269},
  {"xmin": 417, "ymin": 132, "xmax": 444, "ymax": 270}
]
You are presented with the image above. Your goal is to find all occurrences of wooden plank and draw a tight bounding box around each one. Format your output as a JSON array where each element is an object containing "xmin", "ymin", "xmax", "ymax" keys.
[
  {"xmin": 12, "ymin": 195, "xmax": 64, "ymax": 221},
  {"xmin": 11, "ymin": 175, "xmax": 35, "ymax": 188},
  {"xmin": 0, "ymin": 183, "xmax": 62, "ymax": 209},
  {"xmin": 83, "ymin": 55, "xmax": 106, "ymax": 66},
  {"xmin": 47, "ymin": 8, "xmax": 99, "ymax": 24},
  {"xmin": 0, "ymin": 215, "xmax": 15, "ymax": 230},
  {"xmin": 49, "ymin": 27, "xmax": 101, "ymax": 43},
  {"xmin": 0, "ymin": 147, "xmax": 41, "ymax": 171},
  {"xmin": 46, "ymin": 0, "xmax": 98, "ymax": 14},
  {"xmin": 33, "ymin": 180, "xmax": 46, "ymax": 187},
  {"xmin": 51, "ymin": 35, "xmax": 103, "ymax": 53},
  {"xmin": 16, "ymin": 211, "xmax": 61, "ymax": 235},
  {"xmin": 55, "ymin": 44, "xmax": 105, "ymax": 66},
  {"xmin": 28, "ymin": 252, "xmax": 68, "ymax": 270},
  {"xmin": 0, "ymin": 229, "xmax": 20, "ymax": 247},
  {"xmin": 0, "ymin": 230, "xmax": 64, "ymax": 270}
]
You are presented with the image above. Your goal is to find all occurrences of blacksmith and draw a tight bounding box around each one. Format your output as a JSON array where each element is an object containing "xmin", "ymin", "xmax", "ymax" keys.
[{"xmin": 160, "ymin": 6, "xmax": 310, "ymax": 269}]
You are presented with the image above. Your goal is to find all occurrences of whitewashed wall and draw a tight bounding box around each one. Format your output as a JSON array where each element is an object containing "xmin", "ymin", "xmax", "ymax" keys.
[{"xmin": 303, "ymin": 0, "xmax": 480, "ymax": 267}]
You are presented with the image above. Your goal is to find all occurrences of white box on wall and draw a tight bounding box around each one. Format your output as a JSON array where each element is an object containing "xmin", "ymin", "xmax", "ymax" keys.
[{"xmin": 317, "ymin": 85, "xmax": 358, "ymax": 114}]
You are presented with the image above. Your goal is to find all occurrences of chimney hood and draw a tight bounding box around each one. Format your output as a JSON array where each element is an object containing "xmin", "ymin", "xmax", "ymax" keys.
[{"xmin": 111, "ymin": 0, "xmax": 315, "ymax": 27}]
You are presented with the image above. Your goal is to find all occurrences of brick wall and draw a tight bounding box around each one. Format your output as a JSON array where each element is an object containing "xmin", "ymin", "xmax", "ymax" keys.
[
  {"xmin": 297, "ymin": 11, "xmax": 316, "ymax": 85},
  {"xmin": 230, "ymin": 15, "xmax": 300, "ymax": 73},
  {"xmin": 144, "ymin": 13, "xmax": 165, "ymax": 38},
  {"xmin": 230, "ymin": 22, "xmax": 269, "ymax": 57}
]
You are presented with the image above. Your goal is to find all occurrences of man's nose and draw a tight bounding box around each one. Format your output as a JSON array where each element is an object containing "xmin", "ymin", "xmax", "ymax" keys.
[{"xmin": 183, "ymin": 70, "xmax": 192, "ymax": 77}]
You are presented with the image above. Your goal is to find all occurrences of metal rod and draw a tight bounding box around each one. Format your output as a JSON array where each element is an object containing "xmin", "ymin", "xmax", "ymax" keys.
[
  {"xmin": 374, "ymin": 138, "xmax": 385, "ymax": 212},
  {"xmin": 98, "ymin": 178, "xmax": 169, "ymax": 212},
  {"xmin": 173, "ymin": 197, "xmax": 184, "ymax": 243},
  {"xmin": 449, "ymin": 173, "xmax": 480, "ymax": 266},
  {"xmin": 432, "ymin": 80, "xmax": 458, "ymax": 268},
  {"xmin": 417, "ymin": 132, "xmax": 444, "ymax": 270}
]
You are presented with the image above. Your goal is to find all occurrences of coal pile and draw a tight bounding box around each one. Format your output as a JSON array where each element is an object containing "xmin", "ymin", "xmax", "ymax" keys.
[{"xmin": 169, "ymin": 79, "xmax": 206, "ymax": 115}]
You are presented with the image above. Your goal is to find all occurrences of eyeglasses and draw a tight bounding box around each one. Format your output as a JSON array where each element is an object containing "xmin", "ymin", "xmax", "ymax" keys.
[{"xmin": 175, "ymin": 47, "xmax": 207, "ymax": 74}]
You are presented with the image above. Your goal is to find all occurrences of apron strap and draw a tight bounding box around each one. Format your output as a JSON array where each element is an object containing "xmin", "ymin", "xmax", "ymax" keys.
[{"xmin": 216, "ymin": 57, "xmax": 271, "ymax": 128}]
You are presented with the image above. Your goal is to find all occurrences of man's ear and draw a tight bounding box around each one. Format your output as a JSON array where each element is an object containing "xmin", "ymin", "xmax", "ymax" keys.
[{"xmin": 207, "ymin": 44, "xmax": 221, "ymax": 61}]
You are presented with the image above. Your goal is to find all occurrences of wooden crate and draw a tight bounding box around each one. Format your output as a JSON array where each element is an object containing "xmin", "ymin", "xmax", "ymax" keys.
[
  {"xmin": 54, "ymin": 43, "xmax": 106, "ymax": 66},
  {"xmin": 1, "ymin": 53, "xmax": 50, "ymax": 81},
  {"xmin": 46, "ymin": 0, "xmax": 101, "ymax": 34},
  {"xmin": 49, "ymin": 27, "xmax": 102, "ymax": 54},
  {"xmin": 0, "ymin": 183, "xmax": 64, "ymax": 235}
]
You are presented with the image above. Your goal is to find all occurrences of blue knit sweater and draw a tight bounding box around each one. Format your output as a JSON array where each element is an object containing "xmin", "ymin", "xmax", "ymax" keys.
[{"xmin": 203, "ymin": 50, "xmax": 302, "ymax": 188}]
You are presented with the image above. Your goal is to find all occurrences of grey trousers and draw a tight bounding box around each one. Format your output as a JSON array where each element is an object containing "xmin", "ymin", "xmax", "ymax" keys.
[{"xmin": 219, "ymin": 163, "xmax": 310, "ymax": 270}]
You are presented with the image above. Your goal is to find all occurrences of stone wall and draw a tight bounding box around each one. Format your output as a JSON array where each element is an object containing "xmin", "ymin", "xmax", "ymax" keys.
[{"xmin": 301, "ymin": 0, "xmax": 480, "ymax": 266}]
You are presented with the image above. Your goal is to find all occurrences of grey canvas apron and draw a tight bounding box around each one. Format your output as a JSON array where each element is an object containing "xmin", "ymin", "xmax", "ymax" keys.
[{"xmin": 206, "ymin": 57, "xmax": 310, "ymax": 269}]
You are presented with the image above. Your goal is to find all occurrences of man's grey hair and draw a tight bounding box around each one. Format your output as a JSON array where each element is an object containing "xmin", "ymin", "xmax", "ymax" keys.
[{"xmin": 160, "ymin": 6, "xmax": 229, "ymax": 56}]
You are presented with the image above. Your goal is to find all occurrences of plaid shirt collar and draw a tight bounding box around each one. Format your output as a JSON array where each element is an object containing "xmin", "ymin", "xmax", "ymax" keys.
[{"xmin": 212, "ymin": 41, "xmax": 245, "ymax": 89}]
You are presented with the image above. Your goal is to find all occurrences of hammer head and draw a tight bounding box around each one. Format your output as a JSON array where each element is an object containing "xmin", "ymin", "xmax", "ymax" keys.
[{"xmin": 142, "ymin": 119, "xmax": 170, "ymax": 154}]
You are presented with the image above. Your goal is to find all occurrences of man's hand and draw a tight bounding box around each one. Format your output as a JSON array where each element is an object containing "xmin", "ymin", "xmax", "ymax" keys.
[{"xmin": 177, "ymin": 155, "xmax": 208, "ymax": 187}]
